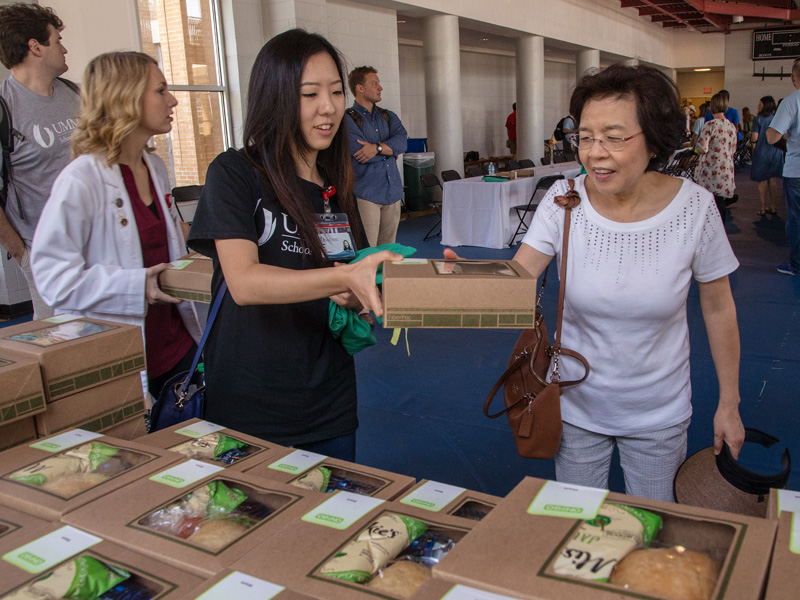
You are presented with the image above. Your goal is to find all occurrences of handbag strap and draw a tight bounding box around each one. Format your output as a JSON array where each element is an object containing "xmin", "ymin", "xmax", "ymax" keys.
[
  {"xmin": 550, "ymin": 179, "xmax": 589, "ymax": 385},
  {"xmin": 178, "ymin": 280, "xmax": 228, "ymax": 395}
]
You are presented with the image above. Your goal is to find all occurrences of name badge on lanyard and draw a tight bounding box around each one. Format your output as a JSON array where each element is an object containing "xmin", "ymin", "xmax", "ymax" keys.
[{"xmin": 315, "ymin": 185, "xmax": 356, "ymax": 261}]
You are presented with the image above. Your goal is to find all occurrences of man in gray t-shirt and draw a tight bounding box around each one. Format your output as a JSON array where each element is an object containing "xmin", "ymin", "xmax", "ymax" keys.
[{"xmin": 0, "ymin": 3, "xmax": 79, "ymax": 318}]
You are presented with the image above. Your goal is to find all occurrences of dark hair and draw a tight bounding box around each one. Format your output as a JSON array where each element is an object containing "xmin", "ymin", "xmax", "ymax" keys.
[
  {"xmin": 348, "ymin": 65, "xmax": 377, "ymax": 96},
  {"xmin": 0, "ymin": 3, "xmax": 63, "ymax": 69},
  {"xmin": 512, "ymin": 103, "xmax": 516, "ymax": 111},
  {"xmin": 719, "ymin": 89, "xmax": 730, "ymax": 101},
  {"xmin": 243, "ymin": 29, "xmax": 362, "ymax": 264},
  {"xmin": 759, "ymin": 95, "xmax": 777, "ymax": 116},
  {"xmin": 569, "ymin": 63, "xmax": 684, "ymax": 172}
]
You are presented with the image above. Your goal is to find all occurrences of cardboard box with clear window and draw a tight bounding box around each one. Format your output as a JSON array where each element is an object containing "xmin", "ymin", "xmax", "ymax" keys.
[
  {"xmin": 433, "ymin": 477, "xmax": 777, "ymax": 600},
  {"xmin": 1, "ymin": 526, "xmax": 203, "ymax": 599},
  {"xmin": 0, "ymin": 431, "xmax": 181, "ymax": 521}
]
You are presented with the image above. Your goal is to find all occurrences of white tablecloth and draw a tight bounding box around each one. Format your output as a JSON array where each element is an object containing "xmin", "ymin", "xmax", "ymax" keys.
[{"xmin": 441, "ymin": 162, "xmax": 582, "ymax": 249}]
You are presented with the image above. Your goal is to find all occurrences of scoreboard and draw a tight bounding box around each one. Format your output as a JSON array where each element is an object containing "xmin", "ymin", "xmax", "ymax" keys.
[{"xmin": 753, "ymin": 29, "xmax": 800, "ymax": 60}]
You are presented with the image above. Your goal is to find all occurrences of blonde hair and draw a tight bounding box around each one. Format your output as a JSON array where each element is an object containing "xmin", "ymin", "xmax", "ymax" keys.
[{"xmin": 71, "ymin": 51, "xmax": 158, "ymax": 165}]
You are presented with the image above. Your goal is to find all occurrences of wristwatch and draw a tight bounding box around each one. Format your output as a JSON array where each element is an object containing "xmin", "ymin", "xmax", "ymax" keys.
[{"xmin": 376, "ymin": 143, "xmax": 383, "ymax": 155}]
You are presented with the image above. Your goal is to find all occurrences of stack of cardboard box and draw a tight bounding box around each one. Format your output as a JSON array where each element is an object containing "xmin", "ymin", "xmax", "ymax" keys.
[
  {"xmin": 0, "ymin": 354, "xmax": 45, "ymax": 452},
  {"xmin": 0, "ymin": 316, "xmax": 147, "ymax": 443}
]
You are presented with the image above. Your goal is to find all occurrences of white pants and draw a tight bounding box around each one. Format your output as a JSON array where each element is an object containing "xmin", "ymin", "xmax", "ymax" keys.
[
  {"xmin": 20, "ymin": 247, "xmax": 54, "ymax": 320},
  {"xmin": 357, "ymin": 198, "xmax": 401, "ymax": 247},
  {"xmin": 554, "ymin": 418, "xmax": 690, "ymax": 502}
]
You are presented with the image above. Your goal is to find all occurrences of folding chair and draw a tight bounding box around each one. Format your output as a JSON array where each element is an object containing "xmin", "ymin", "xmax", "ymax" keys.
[
  {"xmin": 172, "ymin": 184, "xmax": 203, "ymax": 223},
  {"xmin": 441, "ymin": 169, "xmax": 461, "ymax": 182},
  {"xmin": 517, "ymin": 158, "xmax": 535, "ymax": 169},
  {"xmin": 507, "ymin": 159, "xmax": 521, "ymax": 171},
  {"xmin": 466, "ymin": 165, "xmax": 484, "ymax": 178},
  {"xmin": 508, "ymin": 174, "xmax": 564, "ymax": 246},
  {"xmin": 419, "ymin": 173, "xmax": 443, "ymax": 241}
]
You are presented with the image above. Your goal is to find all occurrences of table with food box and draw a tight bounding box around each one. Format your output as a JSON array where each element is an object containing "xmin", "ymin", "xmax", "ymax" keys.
[
  {"xmin": 1, "ymin": 257, "xmax": 799, "ymax": 600},
  {"xmin": 441, "ymin": 163, "xmax": 582, "ymax": 249}
]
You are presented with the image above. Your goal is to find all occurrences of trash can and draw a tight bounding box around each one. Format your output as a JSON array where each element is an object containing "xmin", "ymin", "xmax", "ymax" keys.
[{"xmin": 403, "ymin": 152, "xmax": 435, "ymax": 212}]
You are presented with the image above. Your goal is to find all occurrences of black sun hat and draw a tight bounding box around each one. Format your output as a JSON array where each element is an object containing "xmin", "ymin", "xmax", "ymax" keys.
[{"xmin": 674, "ymin": 428, "xmax": 791, "ymax": 518}]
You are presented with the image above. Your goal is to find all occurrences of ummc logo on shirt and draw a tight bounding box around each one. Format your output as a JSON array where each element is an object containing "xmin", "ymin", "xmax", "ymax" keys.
[
  {"xmin": 254, "ymin": 202, "xmax": 311, "ymax": 255},
  {"xmin": 32, "ymin": 118, "xmax": 77, "ymax": 148}
]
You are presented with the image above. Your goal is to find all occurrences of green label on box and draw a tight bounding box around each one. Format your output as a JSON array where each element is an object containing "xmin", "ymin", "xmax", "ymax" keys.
[
  {"xmin": 792, "ymin": 513, "xmax": 800, "ymax": 554},
  {"xmin": 399, "ymin": 480, "xmax": 465, "ymax": 512},
  {"xmin": 443, "ymin": 584, "xmax": 523, "ymax": 600},
  {"xmin": 194, "ymin": 571, "xmax": 285, "ymax": 599},
  {"xmin": 268, "ymin": 449, "xmax": 325, "ymax": 474},
  {"xmin": 2, "ymin": 526, "xmax": 102, "ymax": 574},
  {"xmin": 29, "ymin": 429, "xmax": 104, "ymax": 452},
  {"xmin": 301, "ymin": 491, "xmax": 383, "ymax": 530},
  {"xmin": 527, "ymin": 480, "xmax": 608, "ymax": 519},
  {"xmin": 41, "ymin": 314, "xmax": 82, "ymax": 324},
  {"xmin": 170, "ymin": 260, "xmax": 193, "ymax": 270},
  {"xmin": 150, "ymin": 459, "xmax": 225, "ymax": 488},
  {"xmin": 175, "ymin": 421, "xmax": 227, "ymax": 438}
]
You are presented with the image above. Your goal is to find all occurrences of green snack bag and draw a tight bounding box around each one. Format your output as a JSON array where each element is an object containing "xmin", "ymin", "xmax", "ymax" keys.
[
  {"xmin": 11, "ymin": 556, "xmax": 130, "ymax": 600},
  {"xmin": 552, "ymin": 503, "xmax": 662, "ymax": 582},
  {"xmin": 291, "ymin": 466, "xmax": 332, "ymax": 492},
  {"xmin": 321, "ymin": 513, "xmax": 427, "ymax": 583},
  {"xmin": 183, "ymin": 480, "xmax": 247, "ymax": 518},
  {"xmin": 214, "ymin": 434, "xmax": 246, "ymax": 458}
]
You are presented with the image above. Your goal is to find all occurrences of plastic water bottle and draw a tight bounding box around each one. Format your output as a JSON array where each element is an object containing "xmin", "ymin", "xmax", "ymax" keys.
[{"xmin": 487, "ymin": 162, "xmax": 496, "ymax": 176}]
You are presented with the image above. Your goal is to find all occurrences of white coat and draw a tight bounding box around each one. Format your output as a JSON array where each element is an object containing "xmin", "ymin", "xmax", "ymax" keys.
[{"xmin": 30, "ymin": 151, "xmax": 202, "ymax": 393}]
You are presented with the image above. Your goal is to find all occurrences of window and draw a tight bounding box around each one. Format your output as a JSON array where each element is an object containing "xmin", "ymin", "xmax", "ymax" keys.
[{"xmin": 138, "ymin": 0, "xmax": 231, "ymax": 187}]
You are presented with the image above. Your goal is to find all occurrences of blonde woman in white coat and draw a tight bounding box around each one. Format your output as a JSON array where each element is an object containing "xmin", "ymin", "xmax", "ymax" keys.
[{"xmin": 31, "ymin": 51, "xmax": 201, "ymax": 400}]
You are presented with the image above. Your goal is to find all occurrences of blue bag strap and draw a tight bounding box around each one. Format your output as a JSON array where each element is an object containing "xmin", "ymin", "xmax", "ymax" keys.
[{"xmin": 179, "ymin": 280, "xmax": 227, "ymax": 395}]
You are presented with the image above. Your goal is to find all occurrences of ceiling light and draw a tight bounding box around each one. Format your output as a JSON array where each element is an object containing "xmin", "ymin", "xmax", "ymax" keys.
[
  {"xmin": 694, "ymin": 68, "xmax": 711, "ymax": 72},
  {"xmin": 732, "ymin": 15, "xmax": 744, "ymax": 24},
  {"xmin": 481, "ymin": 38, "xmax": 489, "ymax": 41},
  {"xmin": 397, "ymin": 19, "xmax": 406, "ymax": 23}
]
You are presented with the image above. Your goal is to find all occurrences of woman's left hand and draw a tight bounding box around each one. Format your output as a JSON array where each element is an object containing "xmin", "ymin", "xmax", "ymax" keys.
[
  {"xmin": 145, "ymin": 263, "xmax": 183, "ymax": 305},
  {"xmin": 713, "ymin": 401, "xmax": 745, "ymax": 459}
]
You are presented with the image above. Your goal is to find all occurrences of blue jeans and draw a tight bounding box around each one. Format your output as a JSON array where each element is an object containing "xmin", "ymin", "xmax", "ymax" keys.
[
  {"xmin": 295, "ymin": 432, "xmax": 356, "ymax": 462},
  {"xmin": 783, "ymin": 177, "xmax": 800, "ymax": 273}
]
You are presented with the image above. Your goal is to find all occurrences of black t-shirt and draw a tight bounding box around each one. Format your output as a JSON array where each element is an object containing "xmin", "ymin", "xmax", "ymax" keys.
[{"xmin": 188, "ymin": 149, "xmax": 357, "ymax": 445}]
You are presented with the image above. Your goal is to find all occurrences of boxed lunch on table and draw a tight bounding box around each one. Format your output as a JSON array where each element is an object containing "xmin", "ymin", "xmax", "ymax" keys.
[
  {"xmin": 1, "ymin": 525, "xmax": 203, "ymax": 600},
  {"xmin": 381, "ymin": 259, "xmax": 536, "ymax": 329},
  {"xmin": 231, "ymin": 495, "xmax": 479, "ymax": 600},
  {"xmin": 0, "ymin": 316, "xmax": 144, "ymax": 403},
  {"xmin": 433, "ymin": 476, "xmax": 777, "ymax": 600},
  {"xmin": 136, "ymin": 418, "xmax": 287, "ymax": 473},
  {"xmin": 0, "ymin": 429, "xmax": 181, "ymax": 521},
  {"xmin": 61, "ymin": 461, "xmax": 321, "ymax": 577},
  {"xmin": 241, "ymin": 446, "xmax": 416, "ymax": 500}
]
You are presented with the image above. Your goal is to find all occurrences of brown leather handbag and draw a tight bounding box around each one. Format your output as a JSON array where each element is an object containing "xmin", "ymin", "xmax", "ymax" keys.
[{"xmin": 484, "ymin": 180, "xmax": 589, "ymax": 459}]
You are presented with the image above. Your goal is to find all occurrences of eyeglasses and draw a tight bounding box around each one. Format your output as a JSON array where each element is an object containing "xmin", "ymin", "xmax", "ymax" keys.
[{"xmin": 576, "ymin": 132, "xmax": 644, "ymax": 152}]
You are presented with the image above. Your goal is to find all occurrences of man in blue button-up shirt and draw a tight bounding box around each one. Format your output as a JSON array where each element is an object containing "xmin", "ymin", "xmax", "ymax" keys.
[{"xmin": 346, "ymin": 66, "xmax": 407, "ymax": 246}]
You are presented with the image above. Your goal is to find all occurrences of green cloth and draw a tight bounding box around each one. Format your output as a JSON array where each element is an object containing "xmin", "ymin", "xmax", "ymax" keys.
[
  {"xmin": 482, "ymin": 176, "xmax": 510, "ymax": 182},
  {"xmin": 328, "ymin": 243, "xmax": 416, "ymax": 355}
]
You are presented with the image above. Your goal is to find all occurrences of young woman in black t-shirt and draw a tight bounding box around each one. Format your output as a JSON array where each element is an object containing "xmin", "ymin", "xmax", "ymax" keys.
[{"xmin": 188, "ymin": 30, "xmax": 399, "ymax": 461}]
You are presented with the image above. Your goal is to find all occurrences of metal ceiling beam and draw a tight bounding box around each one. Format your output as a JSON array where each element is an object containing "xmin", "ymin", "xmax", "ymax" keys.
[
  {"xmin": 633, "ymin": 0, "xmax": 706, "ymax": 31},
  {"xmin": 704, "ymin": 1, "xmax": 800, "ymax": 20}
]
